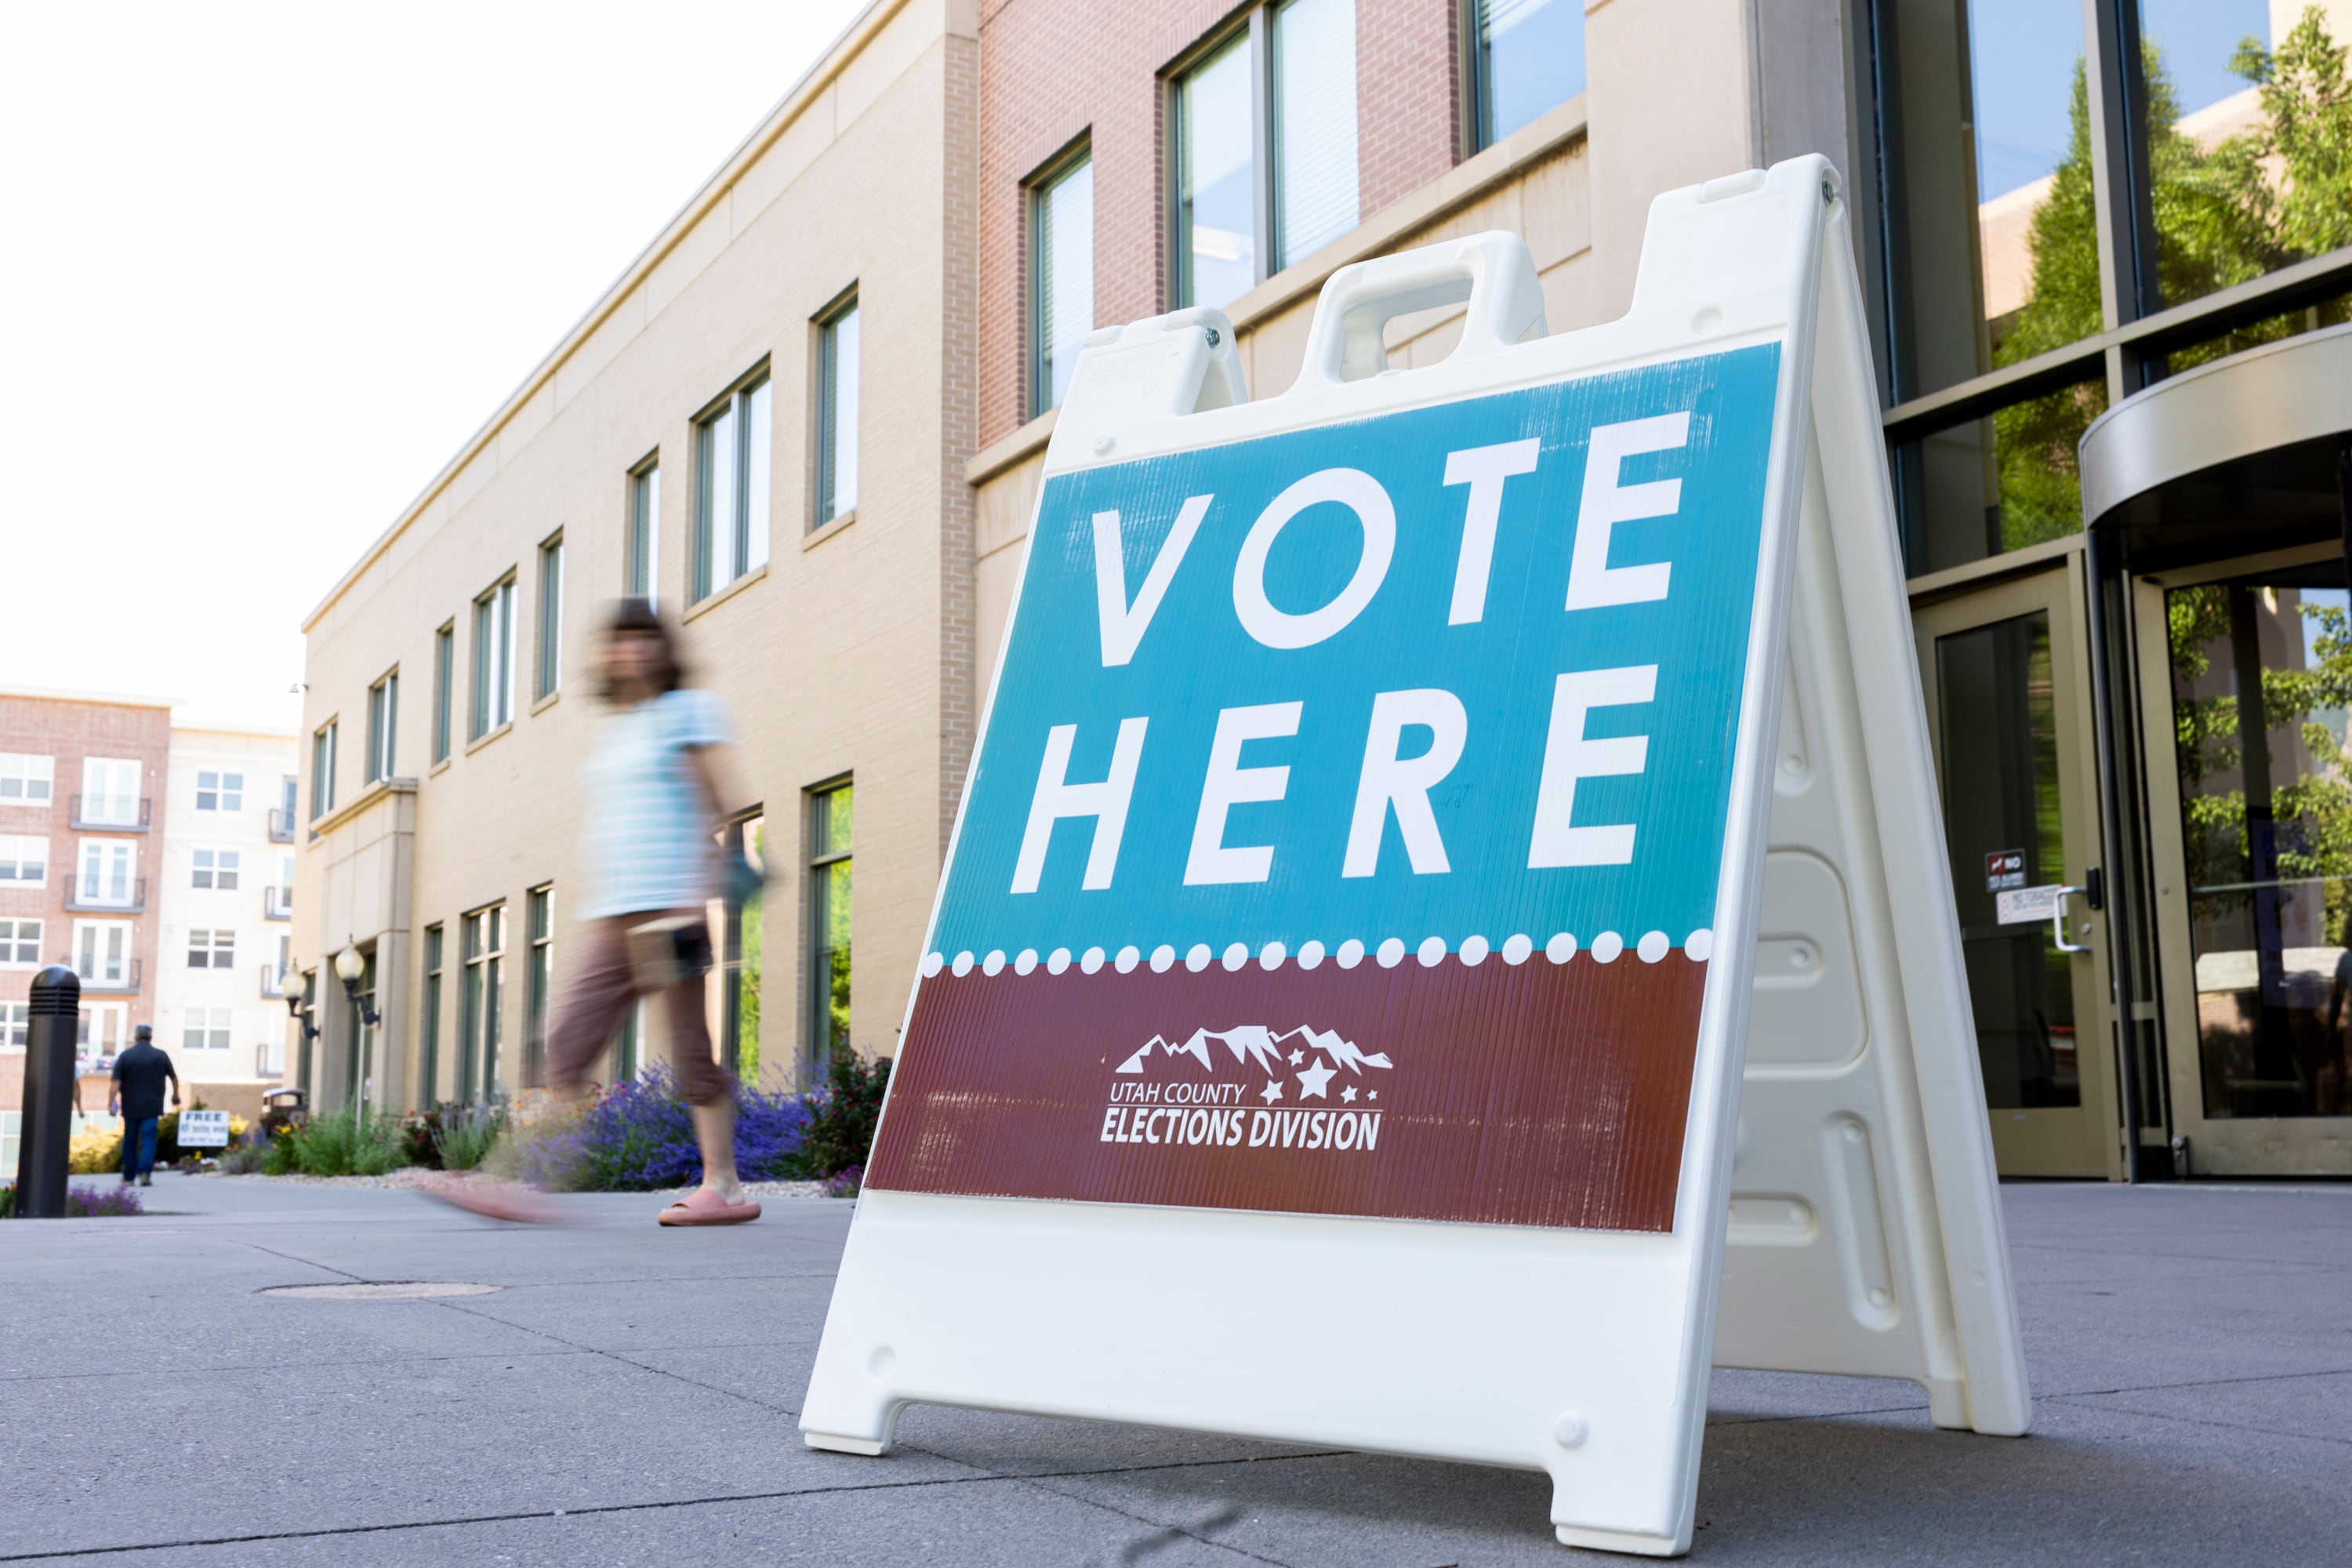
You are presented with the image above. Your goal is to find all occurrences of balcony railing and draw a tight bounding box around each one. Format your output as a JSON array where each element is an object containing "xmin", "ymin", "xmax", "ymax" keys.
[
  {"xmin": 264, "ymin": 885, "xmax": 292, "ymax": 920},
  {"xmin": 64, "ymin": 877, "xmax": 146, "ymax": 913},
  {"xmin": 75, "ymin": 958, "xmax": 141, "ymax": 994},
  {"xmin": 67, "ymin": 794, "xmax": 151, "ymax": 832},
  {"xmin": 267, "ymin": 807, "xmax": 296, "ymax": 843},
  {"xmin": 260, "ymin": 962, "xmax": 286, "ymax": 1000}
]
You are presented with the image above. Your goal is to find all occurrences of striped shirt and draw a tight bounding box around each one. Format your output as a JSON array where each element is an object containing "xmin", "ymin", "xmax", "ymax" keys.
[{"xmin": 578, "ymin": 688, "xmax": 732, "ymax": 919}]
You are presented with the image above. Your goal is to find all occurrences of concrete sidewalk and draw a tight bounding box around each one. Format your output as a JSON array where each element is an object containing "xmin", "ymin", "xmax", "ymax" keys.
[{"xmin": 0, "ymin": 1175, "xmax": 2345, "ymax": 1565}]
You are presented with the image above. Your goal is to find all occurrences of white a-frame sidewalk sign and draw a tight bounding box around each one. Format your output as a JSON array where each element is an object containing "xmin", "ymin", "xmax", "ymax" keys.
[{"xmin": 803, "ymin": 155, "xmax": 2030, "ymax": 1555}]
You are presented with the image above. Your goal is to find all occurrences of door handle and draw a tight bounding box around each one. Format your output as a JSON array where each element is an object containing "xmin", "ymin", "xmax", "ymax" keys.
[{"xmin": 2052, "ymin": 885, "xmax": 2090, "ymax": 953}]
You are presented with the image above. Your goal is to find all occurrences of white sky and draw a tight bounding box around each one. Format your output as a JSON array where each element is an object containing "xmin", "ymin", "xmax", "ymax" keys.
[{"xmin": 0, "ymin": 0, "xmax": 869, "ymax": 731}]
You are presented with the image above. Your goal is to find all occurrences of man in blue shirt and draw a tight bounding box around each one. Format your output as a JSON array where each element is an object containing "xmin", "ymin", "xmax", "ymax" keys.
[{"xmin": 109, "ymin": 1025, "xmax": 180, "ymax": 1187}]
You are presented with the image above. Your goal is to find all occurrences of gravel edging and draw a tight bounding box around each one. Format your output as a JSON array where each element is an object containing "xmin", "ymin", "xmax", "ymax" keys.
[{"xmin": 196, "ymin": 1170, "xmax": 840, "ymax": 1200}]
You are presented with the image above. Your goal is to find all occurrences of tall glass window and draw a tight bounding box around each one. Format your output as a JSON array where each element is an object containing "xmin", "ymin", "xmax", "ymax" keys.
[
  {"xmin": 628, "ymin": 459, "xmax": 660, "ymax": 604},
  {"xmin": 472, "ymin": 575, "xmax": 516, "ymax": 738},
  {"xmin": 535, "ymin": 535, "xmax": 564, "ymax": 702},
  {"xmin": 1174, "ymin": 2, "xmax": 1362, "ymax": 310},
  {"xmin": 695, "ymin": 369, "xmax": 772, "ymax": 597},
  {"xmin": 817, "ymin": 303, "xmax": 860, "ymax": 526},
  {"xmin": 1175, "ymin": 33, "xmax": 1258, "ymax": 309},
  {"xmin": 420, "ymin": 923, "xmax": 443, "ymax": 1107},
  {"xmin": 525, "ymin": 886, "xmax": 552, "ymax": 1088},
  {"xmin": 1468, "ymin": 0, "xmax": 1588, "ymax": 149},
  {"xmin": 808, "ymin": 782, "xmax": 852, "ymax": 1076},
  {"xmin": 431, "ymin": 622, "xmax": 454, "ymax": 764},
  {"xmin": 365, "ymin": 672, "xmax": 397, "ymax": 784},
  {"xmin": 310, "ymin": 721, "xmax": 336, "ymax": 820},
  {"xmin": 1270, "ymin": 0, "xmax": 1359, "ymax": 267},
  {"xmin": 2137, "ymin": 2, "xmax": 2352, "ymax": 350},
  {"xmin": 715, "ymin": 817, "xmax": 764, "ymax": 1083},
  {"xmin": 1031, "ymin": 150, "xmax": 1094, "ymax": 418},
  {"xmin": 461, "ymin": 904, "xmax": 504, "ymax": 1103}
]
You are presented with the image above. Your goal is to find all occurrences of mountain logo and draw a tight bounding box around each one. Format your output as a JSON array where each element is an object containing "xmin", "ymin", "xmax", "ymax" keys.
[{"xmin": 1116, "ymin": 1025, "xmax": 1392, "ymax": 1077}]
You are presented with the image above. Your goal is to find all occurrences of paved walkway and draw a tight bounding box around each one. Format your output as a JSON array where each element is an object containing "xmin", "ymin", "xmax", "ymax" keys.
[{"xmin": 1, "ymin": 1175, "xmax": 2346, "ymax": 1565}]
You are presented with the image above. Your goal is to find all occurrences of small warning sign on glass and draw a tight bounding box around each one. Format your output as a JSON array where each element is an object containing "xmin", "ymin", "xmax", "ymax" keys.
[{"xmin": 1984, "ymin": 848, "xmax": 2027, "ymax": 891}]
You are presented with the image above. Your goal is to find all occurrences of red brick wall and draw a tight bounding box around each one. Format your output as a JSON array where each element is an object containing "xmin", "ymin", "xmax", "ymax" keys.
[
  {"xmin": 0, "ymin": 695, "xmax": 172, "ymax": 1064},
  {"xmin": 977, "ymin": 0, "xmax": 1462, "ymax": 447}
]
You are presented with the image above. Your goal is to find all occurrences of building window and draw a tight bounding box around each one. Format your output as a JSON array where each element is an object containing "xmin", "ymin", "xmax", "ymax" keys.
[
  {"xmin": 1466, "ymin": 0, "xmax": 1586, "ymax": 151},
  {"xmin": 628, "ymin": 459, "xmax": 660, "ymax": 604},
  {"xmin": 1030, "ymin": 148, "xmax": 1094, "ymax": 418},
  {"xmin": 0, "ymin": 753, "xmax": 52, "ymax": 804},
  {"xmin": 432, "ymin": 622, "xmax": 455, "ymax": 764},
  {"xmin": 473, "ymin": 575, "xmax": 517, "ymax": 738},
  {"xmin": 0, "ymin": 919, "xmax": 41, "ymax": 967},
  {"xmin": 195, "ymin": 771, "xmax": 244, "ymax": 812},
  {"xmin": 73, "ymin": 921, "xmax": 129, "ymax": 985},
  {"xmin": 182, "ymin": 1007, "xmax": 232, "ymax": 1051},
  {"xmin": 191, "ymin": 848, "xmax": 240, "ymax": 891},
  {"xmin": 421, "ymin": 923, "xmax": 444, "ymax": 1105},
  {"xmin": 1, "ymin": 1003, "xmax": 26, "ymax": 1048},
  {"xmin": 695, "ymin": 368, "xmax": 773, "ymax": 597},
  {"xmin": 460, "ymin": 903, "xmax": 505, "ymax": 1103},
  {"xmin": 536, "ymin": 535, "xmax": 564, "ymax": 702},
  {"xmin": 1173, "ymin": 0, "xmax": 1359, "ymax": 311},
  {"xmin": 816, "ymin": 300, "xmax": 859, "ymax": 527},
  {"xmin": 807, "ymin": 782, "xmax": 852, "ymax": 1072},
  {"xmin": 78, "ymin": 1003, "xmax": 127, "ymax": 1058},
  {"xmin": 79, "ymin": 758, "xmax": 142, "ymax": 826},
  {"xmin": 187, "ymin": 928, "xmax": 236, "ymax": 969},
  {"xmin": 310, "ymin": 721, "xmax": 337, "ymax": 820},
  {"xmin": 77, "ymin": 840, "xmax": 136, "ymax": 906},
  {"xmin": 275, "ymin": 774, "xmax": 297, "ymax": 838},
  {"xmin": 366, "ymin": 672, "xmax": 398, "ymax": 783},
  {"xmin": 716, "ymin": 818, "xmax": 764, "ymax": 1081},
  {"xmin": 615, "ymin": 997, "xmax": 644, "ymax": 1082},
  {"xmin": 0, "ymin": 836, "xmax": 47, "ymax": 887},
  {"xmin": 525, "ymin": 884, "xmax": 553, "ymax": 1087}
]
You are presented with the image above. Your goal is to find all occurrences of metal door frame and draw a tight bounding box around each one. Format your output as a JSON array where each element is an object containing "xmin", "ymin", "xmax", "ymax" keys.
[{"xmin": 1913, "ymin": 547, "xmax": 2123, "ymax": 1178}]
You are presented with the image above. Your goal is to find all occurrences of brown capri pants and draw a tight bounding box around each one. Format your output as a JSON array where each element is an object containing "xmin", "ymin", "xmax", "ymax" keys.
[{"xmin": 545, "ymin": 915, "xmax": 734, "ymax": 1106}]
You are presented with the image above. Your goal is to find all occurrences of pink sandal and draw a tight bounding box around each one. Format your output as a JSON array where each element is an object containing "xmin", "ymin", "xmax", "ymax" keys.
[
  {"xmin": 657, "ymin": 1187, "xmax": 762, "ymax": 1226},
  {"xmin": 423, "ymin": 1174, "xmax": 569, "ymax": 1225}
]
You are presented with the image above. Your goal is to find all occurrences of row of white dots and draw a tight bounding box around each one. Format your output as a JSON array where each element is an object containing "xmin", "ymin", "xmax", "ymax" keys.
[{"xmin": 921, "ymin": 928, "xmax": 1715, "ymax": 979}]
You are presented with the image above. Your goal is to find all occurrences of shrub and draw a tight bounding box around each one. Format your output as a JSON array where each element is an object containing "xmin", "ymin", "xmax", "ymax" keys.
[
  {"xmin": 434, "ymin": 1103, "xmax": 505, "ymax": 1172},
  {"xmin": 280, "ymin": 1111, "xmax": 408, "ymax": 1178},
  {"xmin": 822, "ymin": 1163, "xmax": 863, "ymax": 1199},
  {"xmin": 220, "ymin": 1143, "xmax": 267, "ymax": 1175},
  {"xmin": 799, "ymin": 1049, "xmax": 891, "ymax": 1180},
  {"xmin": 67, "ymin": 1127, "xmax": 122, "ymax": 1175},
  {"xmin": 401, "ymin": 1110, "xmax": 446, "ymax": 1170}
]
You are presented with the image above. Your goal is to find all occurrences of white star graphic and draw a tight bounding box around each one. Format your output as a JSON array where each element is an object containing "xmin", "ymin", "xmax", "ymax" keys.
[
  {"xmin": 1341, "ymin": 1084, "xmax": 1358, "ymax": 1104},
  {"xmin": 1287, "ymin": 1048, "xmax": 1304, "ymax": 1065},
  {"xmin": 1369, "ymin": 1091, "xmax": 1378, "ymax": 1101},
  {"xmin": 1260, "ymin": 1078, "xmax": 1283, "ymax": 1104},
  {"xmin": 1296, "ymin": 1058, "xmax": 1337, "ymax": 1099}
]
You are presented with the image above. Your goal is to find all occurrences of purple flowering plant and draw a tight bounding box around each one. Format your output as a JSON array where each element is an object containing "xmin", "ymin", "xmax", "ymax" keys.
[{"xmin": 517, "ymin": 1065, "xmax": 815, "ymax": 1192}]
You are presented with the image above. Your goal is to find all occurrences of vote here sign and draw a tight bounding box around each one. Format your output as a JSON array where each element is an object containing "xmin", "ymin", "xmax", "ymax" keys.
[{"xmin": 868, "ymin": 343, "xmax": 1781, "ymax": 1233}]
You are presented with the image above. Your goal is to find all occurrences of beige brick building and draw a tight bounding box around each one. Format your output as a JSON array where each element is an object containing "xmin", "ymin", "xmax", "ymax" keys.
[{"xmin": 289, "ymin": 0, "xmax": 980, "ymax": 1110}]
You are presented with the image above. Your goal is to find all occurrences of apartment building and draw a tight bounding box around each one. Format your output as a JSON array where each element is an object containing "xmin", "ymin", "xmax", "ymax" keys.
[
  {"xmin": 0, "ymin": 688, "xmax": 171, "ymax": 1168},
  {"xmin": 153, "ymin": 724, "xmax": 300, "ymax": 1120},
  {"xmin": 289, "ymin": 0, "xmax": 978, "ymax": 1113},
  {"xmin": 0, "ymin": 688, "xmax": 171, "ymax": 1062}
]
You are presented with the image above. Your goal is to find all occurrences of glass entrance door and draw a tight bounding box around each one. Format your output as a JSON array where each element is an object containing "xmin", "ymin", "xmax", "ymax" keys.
[
  {"xmin": 1916, "ymin": 561, "xmax": 2119, "ymax": 1177},
  {"xmin": 2140, "ymin": 551, "xmax": 2352, "ymax": 1175}
]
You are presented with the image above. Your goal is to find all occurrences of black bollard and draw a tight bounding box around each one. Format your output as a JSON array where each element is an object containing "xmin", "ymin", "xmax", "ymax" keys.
[{"xmin": 13, "ymin": 966, "xmax": 80, "ymax": 1218}]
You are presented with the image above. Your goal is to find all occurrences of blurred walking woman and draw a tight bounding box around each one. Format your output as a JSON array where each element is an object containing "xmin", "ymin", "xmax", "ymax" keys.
[{"xmin": 550, "ymin": 603, "xmax": 759, "ymax": 1225}]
